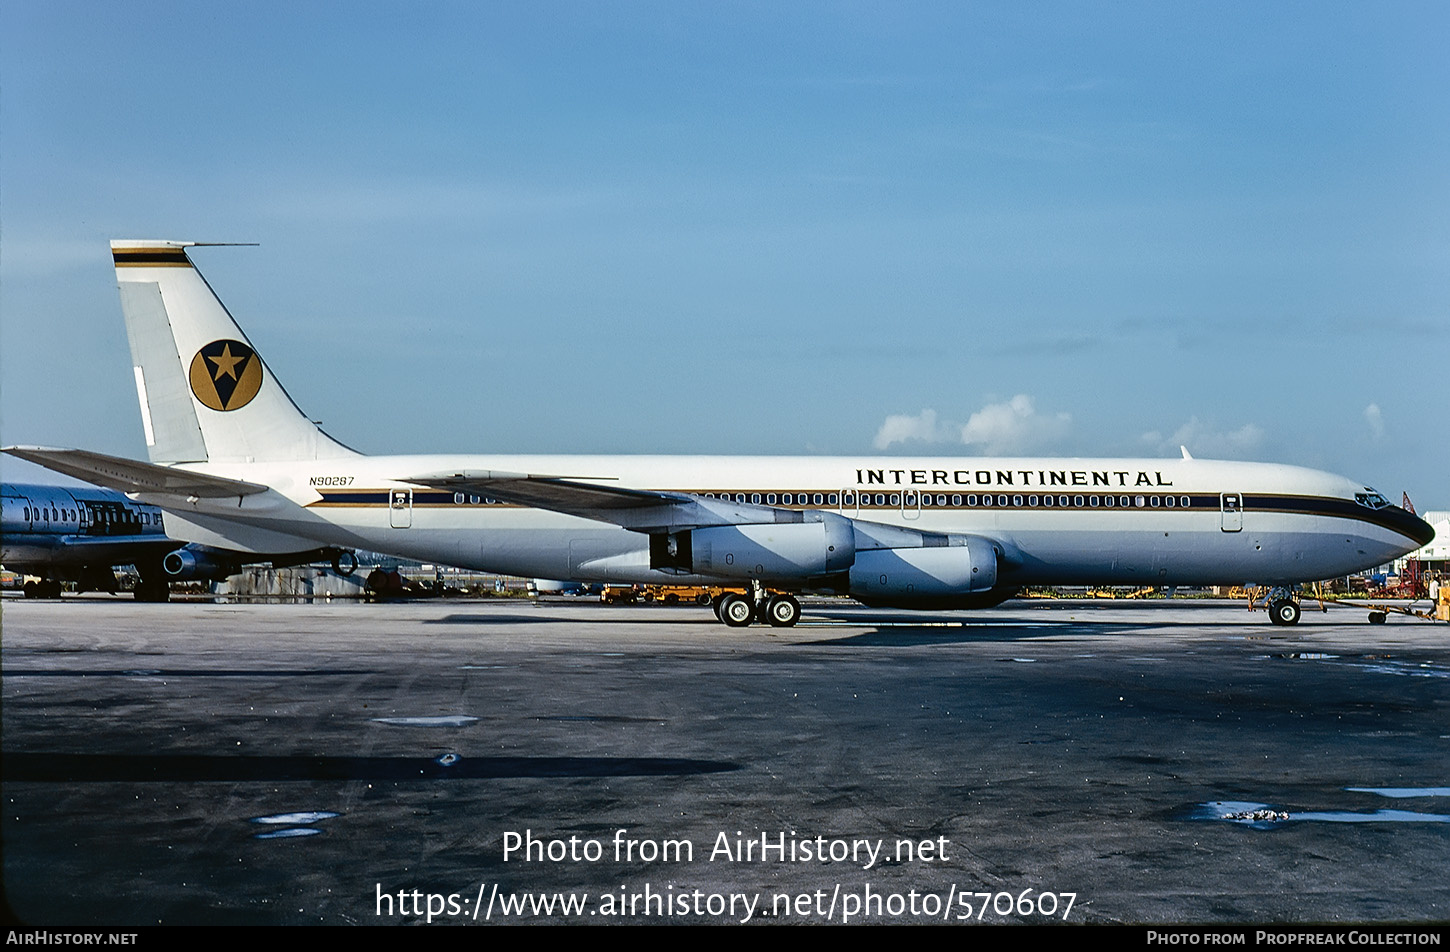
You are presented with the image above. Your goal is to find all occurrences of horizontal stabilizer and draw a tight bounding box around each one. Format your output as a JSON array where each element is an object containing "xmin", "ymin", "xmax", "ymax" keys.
[{"xmin": 3, "ymin": 446, "xmax": 269, "ymax": 498}]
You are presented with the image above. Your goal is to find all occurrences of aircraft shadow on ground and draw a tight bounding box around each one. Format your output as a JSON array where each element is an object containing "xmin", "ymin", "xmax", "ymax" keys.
[{"xmin": 3, "ymin": 752, "xmax": 739, "ymax": 782}]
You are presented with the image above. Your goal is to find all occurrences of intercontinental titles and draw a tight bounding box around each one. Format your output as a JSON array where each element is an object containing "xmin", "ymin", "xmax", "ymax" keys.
[{"xmin": 855, "ymin": 467, "xmax": 1174, "ymax": 488}]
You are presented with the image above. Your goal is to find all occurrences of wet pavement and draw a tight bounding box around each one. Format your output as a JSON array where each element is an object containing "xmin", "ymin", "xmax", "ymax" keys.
[{"xmin": 3, "ymin": 596, "xmax": 1447, "ymax": 925}]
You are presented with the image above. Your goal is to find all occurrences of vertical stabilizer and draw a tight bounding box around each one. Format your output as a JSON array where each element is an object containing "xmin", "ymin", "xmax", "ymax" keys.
[{"xmin": 112, "ymin": 241, "xmax": 357, "ymax": 464}]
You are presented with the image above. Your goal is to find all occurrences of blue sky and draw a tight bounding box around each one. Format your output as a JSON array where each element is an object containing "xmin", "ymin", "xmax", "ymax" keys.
[{"xmin": 2, "ymin": 2, "xmax": 1445, "ymax": 504}]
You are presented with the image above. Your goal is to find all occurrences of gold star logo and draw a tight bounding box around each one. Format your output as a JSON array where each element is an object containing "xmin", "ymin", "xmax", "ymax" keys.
[
  {"xmin": 207, "ymin": 343, "xmax": 246, "ymax": 381},
  {"xmin": 189, "ymin": 339, "xmax": 263, "ymax": 411}
]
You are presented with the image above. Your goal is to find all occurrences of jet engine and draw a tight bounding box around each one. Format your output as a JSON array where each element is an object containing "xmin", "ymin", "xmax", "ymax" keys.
[
  {"xmin": 162, "ymin": 547, "xmax": 234, "ymax": 581},
  {"xmin": 847, "ymin": 535, "xmax": 1010, "ymax": 608},
  {"xmin": 657, "ymin": 514, "xmax": 856, "ymax": 581}
]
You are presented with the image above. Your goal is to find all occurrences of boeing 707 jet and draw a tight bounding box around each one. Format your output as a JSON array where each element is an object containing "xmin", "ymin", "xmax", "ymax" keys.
[{"xmin": 4, "ymin": 241, "xmax": 1433, "ymax": 626}]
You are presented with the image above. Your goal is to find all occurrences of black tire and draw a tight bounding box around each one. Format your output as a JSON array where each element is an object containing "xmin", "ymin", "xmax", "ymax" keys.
[
  {"xmin": 1368, "ymin": 611, "xmax": 1387, "ymax": 625},
  {"xmin": 332, "ymin": 550, "xmax": 359, "ymax": 576},
  {"xmin": 764, "ymin": 594, "xmax": 801, "ymax": 628},
  {"xmin": 719, "ymin": 593, "xmax": 755, "ymax": 627},
  {"xmin": 1268, "ymin": 598, "xmax": 1300, "ymax": 626},
  {"xmin": 695, "ymin": 593, "xmax": 712, "ymax": 606}
]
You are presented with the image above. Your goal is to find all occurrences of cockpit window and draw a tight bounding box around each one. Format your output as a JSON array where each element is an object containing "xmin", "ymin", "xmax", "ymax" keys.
[{"xmin": 1355, "ymin": 490, "xmax": 1390, "ymax": 510}]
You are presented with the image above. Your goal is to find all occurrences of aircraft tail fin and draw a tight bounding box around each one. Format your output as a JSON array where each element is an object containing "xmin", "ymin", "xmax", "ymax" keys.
[{"xmin": 112, "ymin": 240, "xmax": 357, "ymax": 464}]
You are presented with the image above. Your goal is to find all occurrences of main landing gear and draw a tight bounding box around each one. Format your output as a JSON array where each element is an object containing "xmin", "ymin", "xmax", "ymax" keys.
[
  {"xmin": 1265, "ymin": 586, "xmax": 1301, "ymax": 626},
  {"xmin": 712, "ymin": 585, "xmax": 801, "ymax": 628}
]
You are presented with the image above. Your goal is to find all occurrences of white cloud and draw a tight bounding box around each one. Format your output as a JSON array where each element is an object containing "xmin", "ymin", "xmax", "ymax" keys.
[
  {"xmin": 872, "ymin": 396, "xmax": 1071, "ymax": 454},
  {"xmin": 1141, "ymin": 417, "xmax": 1265, "ymax": 459},
  {"xmin": 873, "ymin": 409, "xmax": 950, "ymax": 450},
  {"xmin": 958, "ymin": 395, "xmax": 1071, "ymax": 455},
  {"xmin": 1364, "ymin": 403, "xmax": 1385, "ymax": 440}
]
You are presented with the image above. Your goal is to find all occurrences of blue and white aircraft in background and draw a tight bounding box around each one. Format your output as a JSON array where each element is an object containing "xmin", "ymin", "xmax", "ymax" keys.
[
  {"xmin": 2, "ymin": 481, "xmax": 357, "ymax": 601},
  {"xmin": 3, "ymin": 241, "xmax": 1434, "ymax": 625}
]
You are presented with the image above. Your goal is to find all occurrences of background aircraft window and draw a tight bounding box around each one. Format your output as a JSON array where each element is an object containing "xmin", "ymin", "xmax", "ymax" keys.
[
  {"xmin": 1135, "ymin": 495, "xmax": 1146, "ymax": 507},
  {"xmin": 1105, "ymin": 496, "xmax": 1114, "ymax": 507},
  {"xmin": 982, "ymin": 495, "xmax": 993, "ymax": 507},
  {"xmin": 952, "ymin": 494, "xmax": 961, "ymax": 506},
  {"xmin": 1028, "ymin": 495, "xmax": 1038, "ymax": 506},
  {"xmin": 816, "ymin": 493, "xmax": 827, "ymax": 505},
  {"xmin": 827, "ymin": 493, "xmax": 838, "ymax": 505},
  {"xmin": 1073, "ymin": 495, "xmax": 1083, "ymax": 506},
  {"xmin": 766, "ymin": 493, "xmax": 777, "ymax": 505},
  {"xmin": 736, "ymin": 494, "xmax": 745, "ymax": 503},
  {"xmin": 1090, "ymin": 495, "xmax": 1100, "ymax": 507},
  {"xmin": 1181, "ymin": 496, "xmax": 1191, "ymax": 507},
  {"xmin": 997, "ymin": 495, "xmax": 1008, "ymax": 506},
  {"xmin": 1013, "ymin": 495, "xmax": 1023, "ymax": 506},
  {"xmin": 1120, "ymin": 496, "xmax": 1130, "ymax": 507},
  {"xmin": 1151, "ymin": 496, "xmax": 1160, "ymax": 507},
  {"xmin": 751, "ymin": 493, "xmax": 761, "ymax": 504},
  {"xmin": 890, "ymin": 494, "xmax": 901, "ymax": 505},
  {"xmin": 1165, "ymin": 496, "xmax": 1175, "ymax": 507},
  {"xmin": 454, "ymin": 492, "xmax": 465, "ymax": 505}
]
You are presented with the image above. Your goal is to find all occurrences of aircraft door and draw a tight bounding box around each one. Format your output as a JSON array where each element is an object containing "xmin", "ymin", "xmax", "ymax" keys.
[
  {"xmin": 389, "ymin": 488, "xmax": 413, "ymax": 528},
  {"xmin": 2, "ymin": 494, "xmax": 33, "ymax": 534},
  {"xmin": 902, "ymin": 490, "xmax": 921, "ymax": 520},
  {"xmin": 1220, "ymin": 493, "xmax": 1242, "ymax": 532}
]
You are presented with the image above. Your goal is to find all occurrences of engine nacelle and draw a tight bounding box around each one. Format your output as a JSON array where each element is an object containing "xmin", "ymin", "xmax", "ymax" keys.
[
  {"xmin": 162, "ymin": 547, "xmax": 232, "ymax": 581},
  {"xmin": 847, "ymin": 536, "xmax": 1003, "ymax": 608},
  {"xmin": 686, "ymin": 515, "xmax": 856, "ymax": 581}
]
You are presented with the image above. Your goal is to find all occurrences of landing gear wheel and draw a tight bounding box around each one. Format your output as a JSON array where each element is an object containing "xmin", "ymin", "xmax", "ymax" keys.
[
  {"xmin": 1268, "ymin": 598, "xmax": 1300, "ymax": 626},
  {"xmin": 763, "ymin": 594, "xmax": 801, "ymax": 628},
  {"xmin": 719, "ymin": 593, "xmax": 756, "ymax": 627},
  {"xmin": 331, "ymin": 550, "xmax": 359, "ymax": 576}
]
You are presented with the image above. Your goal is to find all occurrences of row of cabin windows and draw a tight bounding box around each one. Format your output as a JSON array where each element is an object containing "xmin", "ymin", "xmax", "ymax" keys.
[
  {"xmin": 445, "ymin": 490, "xmax": 1201, "ymax": 510},
  {"xmin": 699, "ymin": 492, "xmax": 1197, "ymax": 510},
  {"xmin": 20, "ymin": 505, "xmax": 155, "ymax": 526}
]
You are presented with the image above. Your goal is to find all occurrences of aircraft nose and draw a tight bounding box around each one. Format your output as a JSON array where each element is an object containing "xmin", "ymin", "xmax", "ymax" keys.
[{"xmin": 1397, "ymin": 508, "xmax": 1436, "ymax": 549}]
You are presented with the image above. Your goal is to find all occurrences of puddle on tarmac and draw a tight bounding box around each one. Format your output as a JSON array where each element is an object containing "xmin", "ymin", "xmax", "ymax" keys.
[
  {"xmin": 1346, "ymin": 787, "xmax": 1450, "ymax": 798},
  {"xmin": 254, "ymin": 828, "xmax": 322, "ymax": 839},
  {"xmin": 370, "ymin": 715, "xmax": 479, "ymax": 727},
  {"xmin": 1198, "ymin": 800, "xmax": 1450, "ymax": 827},
  {"xmin": 1348, "ymin": 659, "xmax": 1450, "ymax": 679},
  {"xmin": 252, "ymin": 811, "xmax": 341, "ymax": 825},
  {"xmin": 436, "ymin": 753, "xmax": 460, "ymax": 766},
  {"xmin": 250, "ymin": 810, "xmax": 339, "ymax": 839}
]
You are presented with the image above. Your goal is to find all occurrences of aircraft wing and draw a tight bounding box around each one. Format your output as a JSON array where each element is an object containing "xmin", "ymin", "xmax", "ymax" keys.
[
  {"xmin": 401, "ymin": 470, "xmax": 803, "ymax": 532},
  {"xmin": 2, "ymin": 447, "xmax": 269, "ymax": 499}
]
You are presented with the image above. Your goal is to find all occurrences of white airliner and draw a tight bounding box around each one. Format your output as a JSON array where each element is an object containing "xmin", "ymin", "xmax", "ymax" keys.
[
  {"xmin": 1, "ymin": 480, "xmax": 358, "ymax": 601},
  {"xmin": 3, "ymin": 241, "xmax": 1433, "ymax": 626}
]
